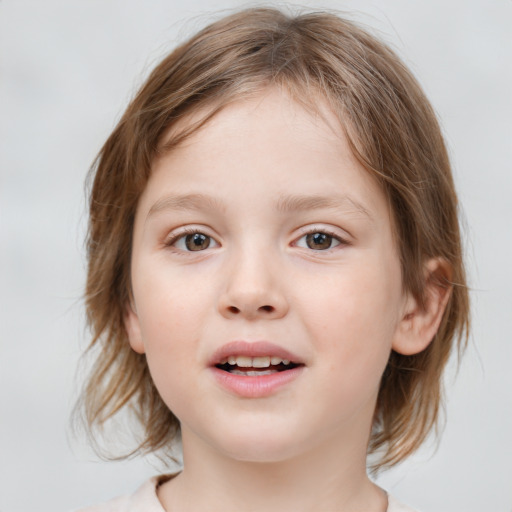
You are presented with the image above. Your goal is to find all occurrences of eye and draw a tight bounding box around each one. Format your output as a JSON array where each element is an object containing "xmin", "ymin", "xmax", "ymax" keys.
[
  {"xmin": 168, "ymin": 231, "xmax": 219, "ymax": 252},
  {"xmin": 295, "ymin": 231, "xmax": 343, "ymax": 251}
]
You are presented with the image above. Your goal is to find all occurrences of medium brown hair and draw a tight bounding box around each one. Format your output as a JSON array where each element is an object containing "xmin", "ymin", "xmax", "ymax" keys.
[{"xmin": 80, "ymin": 7, "xmax": 469, "ymax": 470}]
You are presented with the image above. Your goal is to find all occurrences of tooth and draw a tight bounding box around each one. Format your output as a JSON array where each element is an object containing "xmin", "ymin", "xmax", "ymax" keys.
[
  {"xmin": 220, "ymin": 359, "xmax": 228, "ymax": 365},
  {"xmin": 230, "ymin": 369, "xmax": 277, "ymax": 376},
  {"xmin": 236, "ymin": 356, "xmax": 252, "ymax": 367},
  {"xmin": 252, "ymin": 356, "xmax": 270, "ymax": 368},
  {"xmin": 270, "ymin": 356, "xmax": 282, "ymax": 365},
  {"xmin": 282, "ymin": 359, "xmax": 290, "ymax": 365},
  {"xmin": 228, "ymin": 356, "xmax": 237, "ymax": 365}
]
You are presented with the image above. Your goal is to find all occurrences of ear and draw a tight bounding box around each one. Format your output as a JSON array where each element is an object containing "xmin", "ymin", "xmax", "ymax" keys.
[
  {"xmin": 392, "ymin": 258, "xmax": 452, "ymax": 356},
  {"xmin": 124, "ymin": 302, "xmax": 145, "ymax": 354}
]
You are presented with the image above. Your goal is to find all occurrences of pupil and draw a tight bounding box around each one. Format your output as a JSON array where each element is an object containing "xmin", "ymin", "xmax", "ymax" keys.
[
  {"xmin": 185, "ymin": 233, "xmax": 210, "ymax": 251},
  {"xmin": 306, "ymin": 232, "xmax": 331, "ymax": 250}
]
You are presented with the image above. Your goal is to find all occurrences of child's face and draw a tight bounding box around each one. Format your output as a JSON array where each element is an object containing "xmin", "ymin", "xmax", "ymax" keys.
[{"xmin": 126, "ymin": 88, "xmax": 409, "ymax": 463}]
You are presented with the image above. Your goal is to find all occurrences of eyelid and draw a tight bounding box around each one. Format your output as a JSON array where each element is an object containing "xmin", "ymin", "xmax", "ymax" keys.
[
  {"xmin": 164, "ymin": 226, "xmax": 220, "ymax": 251},
  {"xmin": 292, "ymin": 225, "xmax": 350, "ymax": 250}
]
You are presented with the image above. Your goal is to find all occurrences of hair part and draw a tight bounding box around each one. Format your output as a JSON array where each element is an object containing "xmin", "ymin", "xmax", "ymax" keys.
[{"xmin": 79, "ymin": 7, "xmax": 469, "ymax": 471}]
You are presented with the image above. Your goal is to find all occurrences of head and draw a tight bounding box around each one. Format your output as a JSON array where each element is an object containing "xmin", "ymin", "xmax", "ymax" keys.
[{"xmin": 82, "ymin": 7, "xmax": 469, "ymax": 470}]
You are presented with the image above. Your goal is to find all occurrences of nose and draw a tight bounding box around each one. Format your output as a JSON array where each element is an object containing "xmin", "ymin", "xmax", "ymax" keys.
[{"xmin": 217, "ymin": 249, "xmax": 289, "ymax": 321}]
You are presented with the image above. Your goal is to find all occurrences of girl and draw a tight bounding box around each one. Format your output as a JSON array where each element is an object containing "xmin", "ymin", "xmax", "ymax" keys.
[{"xmin": 77, "ymin": 7, "xmax": 469, "ymax": 511}]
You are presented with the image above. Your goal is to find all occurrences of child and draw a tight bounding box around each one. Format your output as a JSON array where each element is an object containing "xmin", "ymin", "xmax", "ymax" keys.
[{"xmin": 77, "ymin": 7, "xmax": 469, "ymax": 512}]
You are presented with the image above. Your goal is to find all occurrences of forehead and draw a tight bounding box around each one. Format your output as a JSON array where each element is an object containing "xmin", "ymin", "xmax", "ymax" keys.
[
  {"xmin": 155, "ymin": 87, "xmax": 351, "ymax": 180},
  {"xmin": 159, "ymin": 84, "xmax": 343, "ymax": 153},
  {"xmin": 140, "ymin": 87, "xmax": 391, "ymax": 228}
]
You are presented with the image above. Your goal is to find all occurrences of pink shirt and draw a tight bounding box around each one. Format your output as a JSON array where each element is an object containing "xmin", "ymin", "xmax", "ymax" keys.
[{"xmin": 75, "ymin": 475, "xmax": 418, "ymax": 512}]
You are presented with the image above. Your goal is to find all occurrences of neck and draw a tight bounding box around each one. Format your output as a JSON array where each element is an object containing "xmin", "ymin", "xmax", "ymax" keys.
[{"xmin": 158, "ymin": 428, "xmax": 387, "ymax": 512}]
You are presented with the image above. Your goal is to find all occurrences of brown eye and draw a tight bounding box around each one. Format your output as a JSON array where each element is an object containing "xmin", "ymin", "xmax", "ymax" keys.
[
  {"xmin": 295, "ymin": 230, "xmax": 342, "ymax": 251},
  {"xmin": 305, "ymin": 232, "xmax": 333, "ymax": 250},
  {"xmin": 185, "ymin": 233, "xmax": 211, "ymax": 251}
]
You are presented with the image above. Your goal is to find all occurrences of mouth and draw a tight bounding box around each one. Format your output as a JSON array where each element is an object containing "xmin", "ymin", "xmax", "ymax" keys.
[
  {"xmin": 215, "ymin": 355, "xmax": 303, "ymax": 376},
  {"xmin": 209, "ymin": 341, "xmax": 305, "ymax": 397}
]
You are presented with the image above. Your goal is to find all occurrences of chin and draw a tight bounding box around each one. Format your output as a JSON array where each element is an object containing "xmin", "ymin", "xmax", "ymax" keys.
[
  {"xmin": 212, "ymin": 424, "xmax": 310, "ymax": 464},
  {"xmin": 181, "ymin": 406, "xmax": 320, "ymax": 464}
]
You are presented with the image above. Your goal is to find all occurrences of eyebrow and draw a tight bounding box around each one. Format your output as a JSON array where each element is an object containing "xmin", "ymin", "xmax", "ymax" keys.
[
  {"xmin": 147, "ymin": 192, "xmax": 372, "ymax": 220},
  {"xmin": 274, "ymin": 194, "xmax": 372, "ymax": 219},
  {"xmin": 147, "ymin": 193, "xmax": 227, "ymax": 218}
]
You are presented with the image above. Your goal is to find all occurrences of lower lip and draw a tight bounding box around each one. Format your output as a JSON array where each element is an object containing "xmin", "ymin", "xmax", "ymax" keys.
[{"xmin": 210, "ymin": 366, "xmax": 304, "ymax": 398}]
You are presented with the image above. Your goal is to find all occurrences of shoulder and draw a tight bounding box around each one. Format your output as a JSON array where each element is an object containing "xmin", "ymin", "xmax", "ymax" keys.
[
  {"xmin": 73, "ymin": 475, "xmax": 174, "ymax": 512},
  {"xmin": 387, "ymin": 494, "xmax": 419, "ymax": 512},
  {"xmin": 73, "ymin": 492, "xmax": 131, "ymax": 512}
]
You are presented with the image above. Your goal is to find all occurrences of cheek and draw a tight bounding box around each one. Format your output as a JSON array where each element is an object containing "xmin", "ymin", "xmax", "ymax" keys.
[
  {"xmin": 133, "ymin": 270, "xmax": 201, "ymax": 369},
  {"xmin": 136, "ymin": 292, "xmax": 200, "ymax": 417},
  {"xmin": 132, "ymin": 262, "xmax": 222, "ymax": 397},
  {"xmin": 302, "ymin": 258, "xmax": 402, "ymax": 390},
  {"xmin": 136, "ymin": 260, "xmax": 205, "ymax": 332},
  {"xmin": 305, "ymin": 258, "xmax": 402, "ymax": 337}
]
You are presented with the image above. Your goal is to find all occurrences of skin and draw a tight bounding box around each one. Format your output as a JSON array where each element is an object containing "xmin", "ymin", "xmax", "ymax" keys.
[{"xmin": 125, "ymin": 87, "xmax": 450, "ymax": 512}]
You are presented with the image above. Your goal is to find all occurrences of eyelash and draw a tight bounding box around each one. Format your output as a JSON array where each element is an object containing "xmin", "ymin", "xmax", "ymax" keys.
[
  {"xmin": 294, "ymin": 227, "xmax": 348, "ymax": 252},
  {"xmin": 165, "ymin": 227, "xmax": 348, "ymax": 253},
  {"xmin": 165, "ymin": 227, "xmax": 218, "ymax": 253}
]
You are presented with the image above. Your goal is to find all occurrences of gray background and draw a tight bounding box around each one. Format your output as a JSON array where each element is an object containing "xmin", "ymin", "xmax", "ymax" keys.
[{"xmin": 1, "ymin": 1, "xmax": 511, "ymax": 511}]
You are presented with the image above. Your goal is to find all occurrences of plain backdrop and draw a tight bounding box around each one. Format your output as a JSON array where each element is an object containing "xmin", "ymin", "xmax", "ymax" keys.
[{"xmin": 1, "ymin": 1, "xmax": 511, "ymax": 511}]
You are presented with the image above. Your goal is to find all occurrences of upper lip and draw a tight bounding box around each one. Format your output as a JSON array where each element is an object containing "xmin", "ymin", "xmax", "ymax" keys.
[{"xmin": 209, "ymin": 341, "xmax": 304, "ymax": 366}]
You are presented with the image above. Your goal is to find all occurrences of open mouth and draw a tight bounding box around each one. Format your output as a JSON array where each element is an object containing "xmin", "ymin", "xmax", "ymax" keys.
[
  {"xmin": 210, "ymin": 344, "xmax": 305, "ymax": 396},
  {"xmin": 215, "ymin": 356, "xmax": 303, "ymax": 376}
]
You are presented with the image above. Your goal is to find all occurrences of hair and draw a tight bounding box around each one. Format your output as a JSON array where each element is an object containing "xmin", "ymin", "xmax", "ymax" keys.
[{"xmin": 80, "ymin": 7, "xmax": 469, "ymax": 470}]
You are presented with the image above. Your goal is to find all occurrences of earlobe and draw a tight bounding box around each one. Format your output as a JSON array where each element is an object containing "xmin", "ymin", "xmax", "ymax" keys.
[
  {"xmin": 124, "ymin": 302, "xmax": 145, "ymax": 354},
  {"xmin": 392, "ymin": 258, "xmax": 452, "ymax": 356}
]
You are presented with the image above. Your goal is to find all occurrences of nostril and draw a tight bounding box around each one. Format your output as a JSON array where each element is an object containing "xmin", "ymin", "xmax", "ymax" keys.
[{"xmin": 223, "ymin": 304, "xmax": 278, "ymax": 316}]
